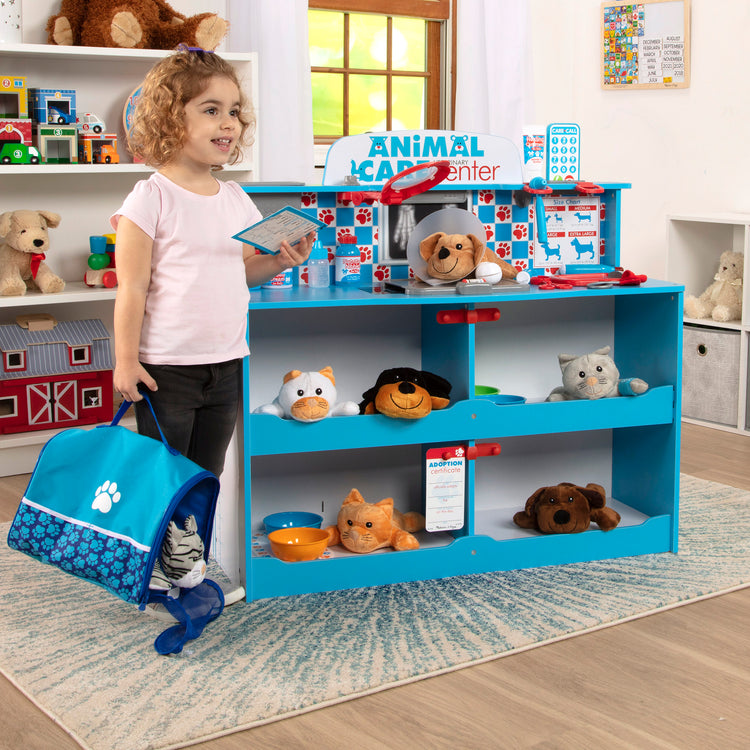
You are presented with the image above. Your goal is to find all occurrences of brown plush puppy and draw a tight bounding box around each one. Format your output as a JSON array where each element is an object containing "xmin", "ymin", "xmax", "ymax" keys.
[
  {"xmin": 417, "ymin": 231, "xmax": 517, "ymax": 282},
  {"xmin": 359, "ymin": 367, "xmax": 452, "ymax": 419},
  {"xmin": 513, "ymin": 482, "xmax": 621, "ymax": 534}
]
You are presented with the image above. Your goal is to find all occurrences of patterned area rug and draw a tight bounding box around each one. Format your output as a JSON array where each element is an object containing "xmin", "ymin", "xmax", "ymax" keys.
[{"xmin": 1, "ymin": 474, "xmax": 749, "ymax": 750}]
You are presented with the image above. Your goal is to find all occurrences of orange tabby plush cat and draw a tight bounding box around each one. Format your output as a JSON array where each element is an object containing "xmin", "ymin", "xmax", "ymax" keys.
[{"xmin": 325, "ymin": 488, "xmax": 425, "ymax": 553}]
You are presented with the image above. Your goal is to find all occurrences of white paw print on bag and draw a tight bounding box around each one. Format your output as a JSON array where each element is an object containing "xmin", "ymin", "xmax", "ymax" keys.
[{"xmin": 92, "ymin": 480, "xmax": 121, "ymax": 513}]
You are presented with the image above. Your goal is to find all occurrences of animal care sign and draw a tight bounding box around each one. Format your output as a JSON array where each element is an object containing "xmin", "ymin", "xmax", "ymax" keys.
[{"xmin": 323, "ymin": 130, "xmax": 523, "ymax": 187}]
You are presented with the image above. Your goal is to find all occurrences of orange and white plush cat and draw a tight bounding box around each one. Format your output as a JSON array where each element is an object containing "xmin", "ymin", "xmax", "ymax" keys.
[{"xmin": 325, "ymin": 488, "xmax": 425, "ymax": 553}]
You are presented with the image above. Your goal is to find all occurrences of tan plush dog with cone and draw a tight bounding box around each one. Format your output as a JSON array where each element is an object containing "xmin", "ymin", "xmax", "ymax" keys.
[
  {"xmin": 0, "ymin": 210, "xmax": 65, "ymax": 296},
  {"xmin": 417, "ymin": 231, "xmax": 517, "ymax": 283}
]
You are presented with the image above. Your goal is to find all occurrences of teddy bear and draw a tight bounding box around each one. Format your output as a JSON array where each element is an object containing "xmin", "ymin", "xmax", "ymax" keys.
[
  {"xmin": 0, "ymin": 210, "xmax": 65, "ymax": 296},
  {"xmin": 513, "ymin": 482, "xmax": 621, "ymax": 534},
  {"xmin": 546, "ymin": 345, "xmax": 648, "ymax": 401},
  {"xmin": 324, "ymin": 488, "xmax": 426, "ymax": 553},
  {"xmin": 417, "ymin": 231, "xmax": 518, "ymax": 284},
  {"xmin": 253, "ymin": 366, "xmax": 359, "ymax": 423},
  {"xmin": 683, "ymin": 250, "xmax": 743, "ymax": 322},
  {"xmin": 46, "ymin": 0, "xmax": 229, "ymax": 51}
]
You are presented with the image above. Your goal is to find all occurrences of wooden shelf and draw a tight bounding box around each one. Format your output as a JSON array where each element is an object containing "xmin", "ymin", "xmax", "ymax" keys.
[{"xmin": 0, "ymin": 282, "xmax": 116, "ymax": 308}]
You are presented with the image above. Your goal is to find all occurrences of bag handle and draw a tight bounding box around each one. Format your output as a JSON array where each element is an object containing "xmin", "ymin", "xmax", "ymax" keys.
[{"xmin": 110, "ymin": 390, "xmax": 179, "ymax": 456}]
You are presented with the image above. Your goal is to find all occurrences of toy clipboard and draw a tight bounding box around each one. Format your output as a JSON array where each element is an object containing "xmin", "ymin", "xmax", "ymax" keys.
[{"xmin": 233, "ymin": 206, "xmax": 325, "ymax": 255}]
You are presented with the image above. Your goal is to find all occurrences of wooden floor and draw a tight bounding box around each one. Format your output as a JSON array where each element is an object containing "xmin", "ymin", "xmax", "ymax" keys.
[{"xmin": 1, "ymin": 422, "xmax": 749, "ymax": 750}]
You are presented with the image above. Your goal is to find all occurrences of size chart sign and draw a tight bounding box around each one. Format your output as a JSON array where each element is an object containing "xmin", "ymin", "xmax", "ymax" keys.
[
  {"xmin": 425, "ymin": 447, "xmax": 465, "ymax": 532},
  {"xmin": 535, "ymin": 196, "xmax": 601, "ymax": 268}
]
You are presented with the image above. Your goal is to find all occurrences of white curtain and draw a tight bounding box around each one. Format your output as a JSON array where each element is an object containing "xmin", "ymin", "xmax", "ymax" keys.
[
  {"xmin": 454, "ymin": 0, "xmax": 532, "ymax": 145},
  {"xmin": 227, "ymin": 0, "xmax": 316, "ymax": 183}
]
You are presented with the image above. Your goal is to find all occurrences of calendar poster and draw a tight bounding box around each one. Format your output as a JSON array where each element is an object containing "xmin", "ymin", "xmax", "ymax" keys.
[{"xmin": 602, "ymin": 0, "xmax": 690, "ymax": 89}]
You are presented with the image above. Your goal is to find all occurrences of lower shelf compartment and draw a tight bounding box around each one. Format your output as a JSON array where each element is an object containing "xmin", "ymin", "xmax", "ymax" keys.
[{"xmin": 246, "ymin": 511, "xmax": 674, "ymax": 601}]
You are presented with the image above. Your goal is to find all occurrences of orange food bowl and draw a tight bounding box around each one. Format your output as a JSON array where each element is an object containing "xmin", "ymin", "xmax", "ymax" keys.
[{"xmin": 268, "ymin": 527, "xmax": 329, "ymax": 562}]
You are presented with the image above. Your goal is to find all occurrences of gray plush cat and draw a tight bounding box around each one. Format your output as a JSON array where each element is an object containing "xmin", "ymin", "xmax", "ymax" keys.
[{"xmin": 546, "ymin": 345, "xmax": 648, "ymax": 401}]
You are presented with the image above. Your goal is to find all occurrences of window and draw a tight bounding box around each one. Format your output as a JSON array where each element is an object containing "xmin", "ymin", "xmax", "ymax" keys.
[
  {"xmin": 309, "ymin": 1, "xmax": 449, "ymax": 145},
  {"xmin": 69, "ymin": 345, "xmax": 91, "ymax": 366},
  {"xmin": 4, "ymin": 350, "xmax": 25, "ymax": 372},
  {"xmin": 0, "ymin": 396, "xmax": 17, "ymax": 419},
  {"xmin": 81, "ymin": 387, "xmax": 102, "ymax": 408}
]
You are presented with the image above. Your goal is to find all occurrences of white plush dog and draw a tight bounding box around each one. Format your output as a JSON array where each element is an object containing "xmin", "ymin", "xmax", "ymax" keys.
[
  {"xmin": 0, "ymin": 209, "xmax": 65, "ymax": 296},
  {"xmin": 253, "ymin": 366, "xmax": 359, "ymax": 422}
]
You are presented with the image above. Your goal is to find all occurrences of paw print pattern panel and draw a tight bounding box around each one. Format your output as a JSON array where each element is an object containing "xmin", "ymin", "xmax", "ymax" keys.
[
  {"xmin": 7, "ymin": 504, "xmax": 149, "ymax": 602},
  {"xmin": 296, "ymin": 188, "xmax": 614, "ymax": 278}
]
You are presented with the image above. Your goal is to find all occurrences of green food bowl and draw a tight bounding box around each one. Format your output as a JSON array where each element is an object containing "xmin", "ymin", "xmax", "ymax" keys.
[{"xmin": 475, "ymin": 385, "xmax": 500, "ymax": 397}]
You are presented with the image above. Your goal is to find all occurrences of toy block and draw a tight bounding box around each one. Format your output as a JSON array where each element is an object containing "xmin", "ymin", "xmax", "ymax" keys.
[
  {"xmin": 28, "ymin": 88, "xmax": 77, "ymax": 126},
  {"xmin": 33, "ymin": 124, "xmax": 78, "ymax": 164},
  {"xmin": 0, "ymin": 118, "xmax": 32, "ymax": 145},
  {"xmin": 0, "ymin": 75, "xmax": 28, "ymax": 118}
]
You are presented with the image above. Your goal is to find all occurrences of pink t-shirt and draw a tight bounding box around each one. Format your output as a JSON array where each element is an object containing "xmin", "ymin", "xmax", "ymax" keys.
[{"xmin": 111, "ymin": 172, "xmax": 261, "ymax": 365}]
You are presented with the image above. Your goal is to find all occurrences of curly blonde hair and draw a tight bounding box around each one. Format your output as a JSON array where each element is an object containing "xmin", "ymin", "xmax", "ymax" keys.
[{"xmin": 127, "ymin": 46, "xmax": 256, "ymax": 170}]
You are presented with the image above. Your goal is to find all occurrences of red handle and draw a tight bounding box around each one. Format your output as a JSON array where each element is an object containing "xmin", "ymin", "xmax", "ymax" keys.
[
  {"xmin": 575, "ymin": 181, "xmax": 604, "ymax": 195},
  {"xmin": 524, "ymin": 182, "xmax": 553, "ymax": 195},
  {"xmin": 466, "ymin": 442, "xmax": 502, "ymax": 460},
  {"xmin": 337, "ymin": 192, "xmax": 379, "ymax": 206},
  {"xmin": 437, "ymin": 308, "xmax": 500, "ymax": 325}
]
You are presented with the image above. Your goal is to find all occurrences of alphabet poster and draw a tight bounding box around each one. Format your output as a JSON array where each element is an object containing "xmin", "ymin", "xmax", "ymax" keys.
[{"xmin": 602, "ymin": 0, "xmax": 690, "ymax": 89}]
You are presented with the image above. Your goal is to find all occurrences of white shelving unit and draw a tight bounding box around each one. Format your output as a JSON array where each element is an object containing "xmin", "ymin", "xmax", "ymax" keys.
[
  {"xmin": 0, "ymin": 43, "xmax": 257, "ymax": 281},
  {"xmin": 667, "ymin": 213, "xmax": 750, "ymax": 433},
  {"xmin": 0, "ymin": 43, "xmax": 257, "ymax": 473}
]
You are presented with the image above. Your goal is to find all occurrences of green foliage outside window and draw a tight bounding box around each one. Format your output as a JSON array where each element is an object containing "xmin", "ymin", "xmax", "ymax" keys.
[{"xmin": 309, "ymin": 10, "xmax": 428, "ymax": 140}]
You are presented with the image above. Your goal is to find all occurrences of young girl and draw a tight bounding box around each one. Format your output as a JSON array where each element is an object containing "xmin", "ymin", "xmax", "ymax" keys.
[{"xmin": 111, "ymin": 47, "xmax": 313, "ymax": 477}]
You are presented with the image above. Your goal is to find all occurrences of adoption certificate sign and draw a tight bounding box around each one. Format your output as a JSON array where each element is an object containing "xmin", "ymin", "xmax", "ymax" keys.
[
  {"xmin": 424, "ymin": 446, "xmax": 465, "ymax": 532},
  {"xmin": 233, "ymin": 206, "xmax": 325, "ymax": 255}
]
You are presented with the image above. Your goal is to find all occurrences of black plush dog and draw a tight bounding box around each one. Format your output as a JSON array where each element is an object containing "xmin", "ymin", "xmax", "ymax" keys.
[{"xmin": 359, "ymin": 367, "xmax": 452, "ymax": 419}]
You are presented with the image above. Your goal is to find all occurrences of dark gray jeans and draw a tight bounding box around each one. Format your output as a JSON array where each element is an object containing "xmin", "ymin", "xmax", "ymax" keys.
[{"xmin": 134, "ymin": 359, "xmax": 242, "ymax": 477}]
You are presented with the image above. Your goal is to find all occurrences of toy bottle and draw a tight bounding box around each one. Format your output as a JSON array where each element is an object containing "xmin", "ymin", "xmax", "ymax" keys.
[
  {"xmin": 307, "ymin": 241, "xmax": 330, "ymax": 288},
  {"xmin": 335, "ymin": 235, "xmax": 360, "ymax": 285},
  {"xmin": 521, "ymin": 125, "xmax": 546, "ymax": 182},
  {"xmin": 262, "ymin": 268, "xmax": 293, "ymax": 289}
]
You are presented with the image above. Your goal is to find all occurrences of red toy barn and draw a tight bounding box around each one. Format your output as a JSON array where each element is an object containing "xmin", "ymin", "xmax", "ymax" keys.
[{"xmin": 0, "ymin": 316, "xmax": 113, "ymax": 434}]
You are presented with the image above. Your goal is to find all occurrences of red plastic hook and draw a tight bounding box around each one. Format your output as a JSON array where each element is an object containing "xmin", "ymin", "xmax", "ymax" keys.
[
  {"xmin": 466, "ymin": 443, "xmax": 502, "ymax": 460},
  {"xmin": 437, "ymin": 308, "xmax": 501, "ymax": 325}
]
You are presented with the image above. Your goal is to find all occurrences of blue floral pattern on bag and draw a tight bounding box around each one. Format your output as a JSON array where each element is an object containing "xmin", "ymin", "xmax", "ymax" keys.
[{"xmin": 7, "ymin": 505, "xmax": 148, "ymax": 603}]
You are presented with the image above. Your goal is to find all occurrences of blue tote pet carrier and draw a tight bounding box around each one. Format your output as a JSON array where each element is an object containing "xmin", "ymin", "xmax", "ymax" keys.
[{"xmin": 7, "ymin": 394, "xmax": 225, "ymax": 654}]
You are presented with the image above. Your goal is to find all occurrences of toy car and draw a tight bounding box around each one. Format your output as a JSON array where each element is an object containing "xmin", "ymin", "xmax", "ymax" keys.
[
  {"xmin": 76, "ymin": 113, "xmax": 105, "ymax": 134},
  {"xmin": 0, "ymin": 142, "xmax": 41, "ymax": 164},
  {"xmin": 94, "ymin": 143, "xmax": 119, "ymax": 164},
  {"xmin": 48, "ymin": 107, "xmax": 76, "ymax": 124}
]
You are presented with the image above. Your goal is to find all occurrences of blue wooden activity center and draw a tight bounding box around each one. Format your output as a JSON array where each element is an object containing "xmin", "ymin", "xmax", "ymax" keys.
[{"xmin": 239, "ymin": 130, "xmax": 683, "ymax": 601}]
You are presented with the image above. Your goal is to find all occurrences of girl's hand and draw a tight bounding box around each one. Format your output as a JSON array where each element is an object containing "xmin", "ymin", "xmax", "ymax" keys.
[
  {"xmin": 113, "ymin": 361, "xmax": 158, "ymax": 403},
  {"xmin": 277, "ymin": 231, "xmax": 315, "ymax": 269}
]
